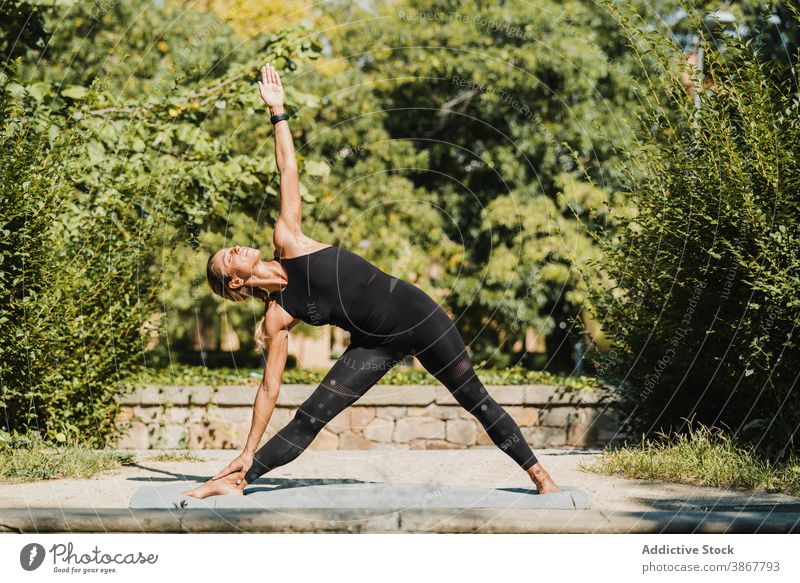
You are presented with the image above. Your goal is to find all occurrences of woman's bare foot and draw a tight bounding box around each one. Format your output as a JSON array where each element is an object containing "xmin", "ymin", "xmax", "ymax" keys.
[
  {"xmin": 183, "ymin": 473, "xmax": 248, "ymax": 499},
  {"xmin": 527, "ymin": 462, "xmax": 560, "ymax": 494}
]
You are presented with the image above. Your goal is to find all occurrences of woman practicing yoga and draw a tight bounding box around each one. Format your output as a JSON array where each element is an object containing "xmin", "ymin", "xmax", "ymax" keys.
[{"xmin": 184, "ymin": 64, "xmax": 559, "ymax": 499}]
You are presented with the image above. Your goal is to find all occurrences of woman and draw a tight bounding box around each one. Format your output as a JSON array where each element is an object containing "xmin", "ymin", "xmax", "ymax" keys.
[{"xmin": 184, "ymin": 64, "xmax": 559, "ymax": 499}]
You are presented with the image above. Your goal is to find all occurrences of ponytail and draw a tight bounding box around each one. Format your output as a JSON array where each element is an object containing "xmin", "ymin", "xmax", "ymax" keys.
[{"xmin": 254, "ymin": 301, "xmax": 270, "ymax": 352}]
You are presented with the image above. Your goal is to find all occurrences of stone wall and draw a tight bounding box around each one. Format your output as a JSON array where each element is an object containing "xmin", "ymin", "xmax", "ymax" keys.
[{"xmin": 115, "ymin": 384, "xmax": 624, "ymax": 451}]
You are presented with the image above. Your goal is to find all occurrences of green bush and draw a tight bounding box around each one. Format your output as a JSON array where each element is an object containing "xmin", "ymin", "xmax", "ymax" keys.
[
  {"xmin": 585, "ymin": 5, "xmax": 800, "ymax": 460},
  {"xmin": 0, "ymin": 0, "xmax": 320, "ymax": 447},
  {"xmin": 0, "ymin": 64, "xmax": 167, "ymax": 447}
]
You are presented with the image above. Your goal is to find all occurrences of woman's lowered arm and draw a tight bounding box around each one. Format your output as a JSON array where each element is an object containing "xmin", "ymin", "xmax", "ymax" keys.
[
  {"xmin": 258, "ymin": 63, "xmax": 301, "ymax": 234},
  {"xmin": 243, "ymin": 303, "xmax": 300, "ymax": 456}
]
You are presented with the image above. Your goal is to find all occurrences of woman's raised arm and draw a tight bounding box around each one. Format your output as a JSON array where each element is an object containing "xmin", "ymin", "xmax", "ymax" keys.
[{"xmin": 258, "ymin": 64, "xmax": 302, "ymax": 237}]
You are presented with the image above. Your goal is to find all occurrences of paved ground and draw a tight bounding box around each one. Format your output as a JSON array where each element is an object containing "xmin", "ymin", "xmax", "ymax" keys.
[{"xmin": 1, "ymin": 448, "xmax": 799, "ymax": 533}]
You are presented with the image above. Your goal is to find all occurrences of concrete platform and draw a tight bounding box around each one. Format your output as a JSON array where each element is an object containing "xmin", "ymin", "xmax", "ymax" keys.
[
  {"xmin": 2, "ymin": 449, "xmax": 800, "ymax": 533},
  {"xmin": 129, "ymin": 479, "xmax": 591, "ymax": 510}
]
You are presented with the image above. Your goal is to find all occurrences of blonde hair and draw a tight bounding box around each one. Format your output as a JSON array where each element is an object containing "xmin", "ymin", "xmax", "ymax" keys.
[{"xmin": 206, "ymin": 251, "xmax": 271, "ymax": 352}]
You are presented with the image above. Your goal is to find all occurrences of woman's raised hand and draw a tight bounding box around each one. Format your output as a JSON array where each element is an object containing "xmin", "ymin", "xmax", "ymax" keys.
[{"xmin": 258, "ymin": 63, "xmax": 285, "ymax": 110}]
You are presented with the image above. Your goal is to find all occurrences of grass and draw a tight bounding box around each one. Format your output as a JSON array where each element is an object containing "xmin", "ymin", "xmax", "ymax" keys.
[
  {"xmin": 581, "ymin": 423, "xmax": 800, "ymax": 496},
  {"xmin": 147, "ymin": 449, "xmax": 203, "ymax": 462},
  {"xmin": 0, "ymin": 433, "xmax": 201, "ymax": 484},
  {"xmin": 0, "ymin": 432, "xmax": 139, "ymax": 484}
]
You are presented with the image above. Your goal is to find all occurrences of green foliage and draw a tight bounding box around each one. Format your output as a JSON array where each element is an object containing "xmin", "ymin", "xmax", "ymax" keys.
[
  {"xmin": 0, "ymin": 62, "xmax": 169, "ymax": 446},
  {"xmin": 0, "ymin": 0, "xmax": 322, "ymax": 445},
  {"xmin": 127, "ymin": 363, "xmax": 602, "ymax": 390},
  {"xmin": 585, "ymin": 2, "xmax": 800, "ymax": 459},
  {"xmin": 583, "ymin": 421, "xmax": 800, "ymax": 495}
]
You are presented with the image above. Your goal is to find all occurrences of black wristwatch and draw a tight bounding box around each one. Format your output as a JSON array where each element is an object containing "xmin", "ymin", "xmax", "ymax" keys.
[{"xmin": 270, "ymin": 112, "xmax": 290, "ymax": 125}]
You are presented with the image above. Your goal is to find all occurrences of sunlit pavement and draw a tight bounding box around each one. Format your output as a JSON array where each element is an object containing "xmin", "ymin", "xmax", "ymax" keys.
[{"xmin": 1, "ymin": 449, "xmax": 799, "ymax": 533}]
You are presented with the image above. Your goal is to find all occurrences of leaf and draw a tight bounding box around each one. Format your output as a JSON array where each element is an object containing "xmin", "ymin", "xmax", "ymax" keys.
[
  {"xmin": 28, "ymin": 82, "xmax": 51, "ymax": 102},
  {"xmin": 5, "ymin": 82, "xmax": 25, "ymax": 98},
  {"xmin": 304, "ymin": 159, "xmax": 330, "ymax": 178},
  {"xmin": 61, "ymin": 85, "xmax": 88, "ymax": 99}
]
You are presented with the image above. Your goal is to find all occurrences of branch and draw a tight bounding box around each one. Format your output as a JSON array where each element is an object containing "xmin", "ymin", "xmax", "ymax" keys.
[
  {"xmin": 87, "ymin": 68, "xmax": 253, "ymax": 118},
  {"xmin": 433, "ymin": 88, "xmax": 481, "ymax": 133}
]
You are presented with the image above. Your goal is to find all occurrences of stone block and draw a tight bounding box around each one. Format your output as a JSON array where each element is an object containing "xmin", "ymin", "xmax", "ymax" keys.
[
  {"xmin": 274, "ymin": 384, "xmax": 316, "ymax": 406},
  {"xmin": 523, "ymin": 384, "xmax": 605, "ymax": 405},
  {"xmin": 363, "ymin": 418, "xmax": 394, "ymax": 443},
  {"xmin": 486, "ymin": 386, "xmax": 527, "ymax": 405},
  {"xmin": 566, "ymin": 423, "xmax": 599, "ymax": 447},
  {"xmin": 476, "ymin": 426, "xmax": 494, "ymax": 445},
  {"xmin": 207, "ymin": 385, "xmax": 259, "ymax": 406},
  {"xmin": 309, "ymin": 428, "xmax": 339, "ymax": 450},
  {"xmin": 424, "ymin": 404, "xmax": 460, "ymax": 420},
  {"xmin": 266, "ymin": 408, "xmax": 292, "ymax": 431},
  {"xmin": 523, "ymin": 384, "xmax": 560, "ymax": 404},
  {"xmin": 435, "ymin": 386, "xmax": 526, "ymax": 406},
  {"xmin": 595, "ymin": 410, "xmax": 621, "ymax": 431},
  {"xmin": 376, "ymin": 406, "xmax": 407, "ymax": 419},
  {"xmin": 117, "ymin": 421, "xmax": 150, "ymax": 449},
  {"xmin": 538, "ymin": 406, "xmax": 579, "ymax": 428},
  {"xmin": 224, "ymin": 406, "xmax": 253, "ymax": 423},
  {"xmin": 114, "ymin": 406, "xmax": 134, "ymax": 424},
  {"xmin": 187, "ymin": 407, "xmax": 207, "ymax": 423},
  {"xmin": 153, "ymin": 424, "xmax": 188, "ymax": 449},
  {"xmin": 506, "ymin": 406, "xmax": 539, "ymax": 427},
  {"xmin": 327, "ymin": 409, "xmax": 351, "ymax": 434},
  {"xmin": 188, "ymin": 424, "xmax": 205, "ymax": 449},
  {"xmin": 357, "ymin": 386, "xmax": 438, "ymax": 406},
  {"xmin": 446, "ymin": 419, "xmax": 477, "ymax": 445},
  {"xmin": 206, "ymin": 420, "xmax": 238, "ymax": 449},
  {"xmin": 522, "ymin": 426, "xmax": 567, "ymax": 448},
  {"xmin": 406, "ymin": 406, "xmax": 428, "ymax": 417},
  {"xmin": 132, "ymin": 406, "xmax": 157, "ymax": 422},
  {"xmin": 228, "ymin": 420, "xmax": 251, "ymax": 449},
  {"xmin": 393, "ymin": 418, "xmax": 445, "ymax": 442},
  {"xmin": 349, "ymin": 407, "xmax": 376, "ymax": 429},
  {"xmin": 338, "ymin": 431, "xmax": 373, "ymax": 450}
]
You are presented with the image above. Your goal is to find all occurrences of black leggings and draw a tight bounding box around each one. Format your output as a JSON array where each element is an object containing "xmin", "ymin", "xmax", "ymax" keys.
[{"xmin": 242, "ymin": 309, "xmax": 538, "ymax": 485}]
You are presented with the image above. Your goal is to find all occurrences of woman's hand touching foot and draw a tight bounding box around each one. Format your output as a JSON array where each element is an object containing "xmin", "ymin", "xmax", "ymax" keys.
[
  {"xmin": 183, "ymin": 472, "xmax": 247, "ymax": 500},
  {"xmin": 528, "ymin": 462, "xmax": 560, "ymax": 494}
]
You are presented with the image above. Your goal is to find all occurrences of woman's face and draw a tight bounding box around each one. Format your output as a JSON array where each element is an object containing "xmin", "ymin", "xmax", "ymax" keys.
[{"xmin": 214, "ymin": 245, "xmax": 262, "ymax": 286}]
